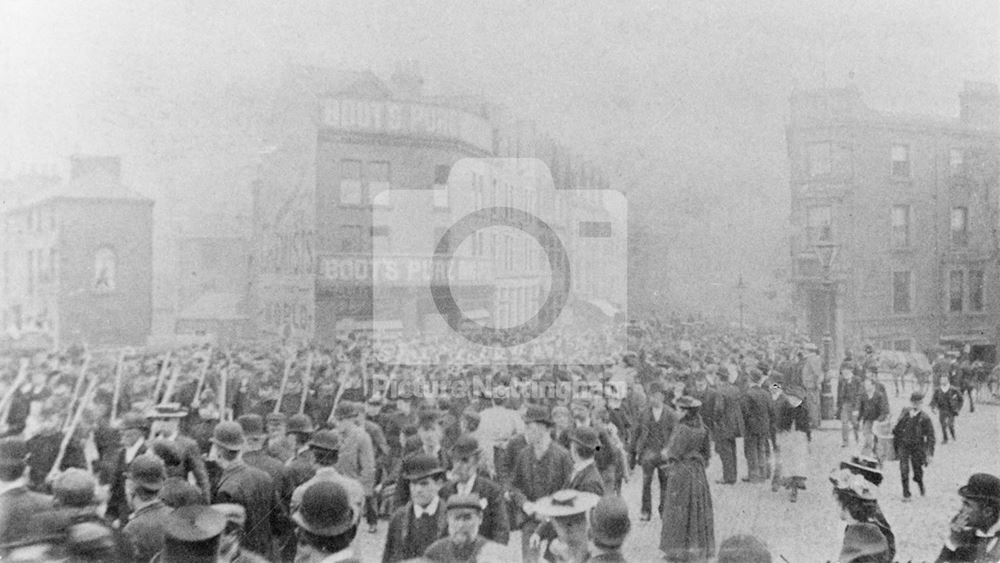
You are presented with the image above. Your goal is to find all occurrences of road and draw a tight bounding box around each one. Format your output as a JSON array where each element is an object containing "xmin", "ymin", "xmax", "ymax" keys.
[{"xmin": 357, "ymin": 382, "xmax": 1000, "ymax": 561}]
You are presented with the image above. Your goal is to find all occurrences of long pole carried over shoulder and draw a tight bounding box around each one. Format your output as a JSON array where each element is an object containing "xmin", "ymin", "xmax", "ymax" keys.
[
  {"xmin": 220, "ymin": 352, "xmax": 231, "ymax": 421},
  {"xmin": 63, "ymin": 354, "xmax": 92, "ymax": 431},
  {"xmin": 273, "ymin": 353, "xmax": 295, "ymax": 415},
  {"xmin": 109, "ymin": 349, "xmax": 130, "ymax": 422},
  {"xmin": 192, "ymin": 348, "xmax": 213, "ymax": 407},
  {"xmin": 327, "ymin": 363, "xmax": 348, "ymax": 426},
  {"xmin": 49, "ymin": 371, "xmax": 98, "ymax": 483},
  {"xmin": 151, "ymin": 352, "xmax": 171, "ymax": 404},
  {"xmin": 298, "ymin": 352, "xmax": 315, "ymax": 415},
  {"xmin": 161, "ymin": 361, "xmax": 183, "ymax": 406}
]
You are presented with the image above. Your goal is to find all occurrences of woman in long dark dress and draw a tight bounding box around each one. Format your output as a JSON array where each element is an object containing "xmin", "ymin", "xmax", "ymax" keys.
[{"xmin": 659, "ymin": 395, "xmax": 715, "ymax": 562}]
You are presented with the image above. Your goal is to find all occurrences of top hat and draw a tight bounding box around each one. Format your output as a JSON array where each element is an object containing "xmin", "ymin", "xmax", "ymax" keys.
[
  {"xmin": 286, "ymin": 414, "xmax": 315, "ymax": 434},
  {"xmin": 146, "ymin": 403, "xmax": 188, "ymax": 419},
  {"xmin": 236, "ymin": 414, "xmax": 265, "ymax": 437},
  {"xmin": 401, "ymin": 454, "xmax": 446, "ymax": 481},
  {"xmin": 839, "ymin": 456, "xmax": 884, "ymax": 486},
  {"xmin": 958, "ymin": 473, "xmax": 1000, "ymax": 503},
  {"xmin": 590, "ymin": 495, "xmax": 631, "ymax": 548},
  {"xmin": 293, "ymin": 481, "xmax": 355, "ymax": 537},
  {"xmin": 128, "ymin": 454, "xmax": 166, "ymax": 491},
  {"xmin": 161, "ymin": 505, "xmax": 226, "ymax": 563},
  {"xmin": 524, "ymin": 404, "xmax": 553, "ymax": 426},
  {"xmin": 446, "ymin": 492, "xmax": 487, "ymax": 512},
  {"xmin": 674, "ymin": 396, "xmax": 703, "ymax": 410},
  {"xmin": 0, "ymin": 438, "xmax": 29, "ymax": 468},
  {"xmin": 307, "ymin": 430, "xmax": 341, "ymax": 452},
  {"xmin": 531, "ymin": 489, "xmax": 600, "ymax": 519},
  {"xmin": 211, "ymin": 422, "xmax": 245, "ymax": 451},
  {"xmin": 449, "ymin": 434, "xmax": 481, "ymax": 460},
  {"xmin": 569, "ymin": 427, "xmax": 601, "ymax": 451}
]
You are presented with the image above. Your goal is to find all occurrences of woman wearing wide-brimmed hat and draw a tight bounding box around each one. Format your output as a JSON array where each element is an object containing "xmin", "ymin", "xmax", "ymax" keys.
[
  {"xmin": 659, "ymin": 395, "xmax": 714, "ymax": 562},
  {"xmin": 829, "ymin": 468, "xmax": 891, "ymax": 563}
]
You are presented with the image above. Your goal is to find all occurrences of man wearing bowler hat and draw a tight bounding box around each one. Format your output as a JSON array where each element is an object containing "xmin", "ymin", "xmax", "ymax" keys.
[
  {"xmin": 510, "ymin": 404, "xmax": 573, "ymax": 563},
  {"xmin": 291, "ymin": 429, "xmax": 366, "ymax": 552},
  {"xmin": 122, "ymin": 454, "xmax": 172, "ymax": 563},
  {"xmin": 439, "ymin": 434, "xmax": 510, "ymax": 544},
  {"xmin": 292, "ymin": 480, "xmax": 361, "ymax": 563},
  {"xmin": 892, "ymin": 391, "xmax": 935, "ymax": 502},
  {"xmin": 589, "ymin": 495, "xmax": 632, "ymax": 562},
  {"xmin": 152, "ymin": 504, "xmax": 227, "ymax": 563},
  {"xmin": 424, "ymin": 493, "xmax": 507, "ymax": 562},
  {"xmin": 383, "ymin": 453, "xmax": 449, "ymax": 563},
  {"xmin": 633, "ymin": 381, "xmax": 677, "ymax": 521},
  {"xmin": 210, "ymin": 421, "xmax": 282, "ymax": 560},
  {"xmin": 936, "ymin": 473, "xmax": 1000, "ymax": 562},
  {"xmin": 284, "ymin": 413, "xmax": 318, "ymax": 491},
  {"xmin": 332, "ymin": 402, "xmax": 377, "ymax": 510}
]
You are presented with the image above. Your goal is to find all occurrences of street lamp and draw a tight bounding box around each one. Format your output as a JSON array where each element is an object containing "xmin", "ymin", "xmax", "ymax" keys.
[{"xmin": 814, "ymin": 241, "xmax": 838, "ymax": 372}]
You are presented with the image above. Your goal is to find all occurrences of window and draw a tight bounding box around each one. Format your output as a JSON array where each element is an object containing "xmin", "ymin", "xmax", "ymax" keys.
[
  {"xmin": 806, "ymin": 205, "xmax": 832, "ymax": 243},
  {"xmin": 340, "ymin": 160, "xmax": 363, "ymax": 205},
  {"xmin": 950, "ymin": 149, "xmax": 964, "ymax": 175},
  {"xmin": 48, "ymin": 249, "xmax": 57, "ymax": 282},
  {"xmin": 94, "ymin": 247, "xmax": 116, "ymax": 292},
  {"xmin": 433, "ymin": 165, "xmax": 450, "ymax": 208},
  {"xmin": 340, "ymin": 225, "xmax": 364, "ymax": 252},
  {"xmin": 969, "ymin": 270, "xmax": 985, "ymax": 312},
  {"xmin": 434, "ymin": 165, "xmax": 451, "ymax": 185},
  {"xmin": 892, "ymin": 271, "xmax": 912, "ymax": 314},
  {"xmin": 951, "ymin": 207, "xmax": 968, "ymax": 247},
  {"xmin": 807, "ymin": 142, "xmax": 832, "ymax": 177},
  {"xmin": 891, "ymin": 144, "xmax": 910, "ymax": 178},
  {"xmin": 949, "ymin": 270, "xmax": 964, "ymax": 312},
  {"xmin": 368, "ymin": 161, "xmax": 390, "ymax": 204},
  {"xmin": 891, "ymin": 205, "xmax": 910, "ymax": 248}
]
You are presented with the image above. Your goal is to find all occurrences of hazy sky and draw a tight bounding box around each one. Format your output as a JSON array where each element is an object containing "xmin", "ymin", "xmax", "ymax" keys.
[{"xmin": 2, "ymin": 0, "xmax": 997, "ymax": 318}]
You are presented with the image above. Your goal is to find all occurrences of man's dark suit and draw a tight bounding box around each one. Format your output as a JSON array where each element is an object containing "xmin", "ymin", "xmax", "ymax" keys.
[
  {"xmin": 569, "ymin": 461, "xmax": 606, "ymax": 496},
  {"xmin": 439, "ymin": 475, "xmax": 510, "ymax": 544},
  {"xmin": 122, "ymin": 499, "xmax": 173, "ymax": 563},
  {"xmin": 382, "ymin": 500, "xmax": 448, "ymax": 563},
  {"xmin": 741, "ymin": 385, "xmax": 773, "ymax": 481},
  {"xmin": 105, "ymin": 442, "xmax": 148, "ymax": 524},
  {"xmin": 711, "ymin": 382, "xmax": 745, "ymax": 484},
  {"xmin": 214, "ymin": 461, "xmax": 282, "ymax": 559},
  {"xmin": 633, "ymin": 404, "xmax": 677, "ymax": 516}
]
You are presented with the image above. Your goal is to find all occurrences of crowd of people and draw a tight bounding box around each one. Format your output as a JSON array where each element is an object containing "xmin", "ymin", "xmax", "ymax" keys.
[{"xmin": 0, "ymin": 316, "xmax": 997, "ymax": 562}]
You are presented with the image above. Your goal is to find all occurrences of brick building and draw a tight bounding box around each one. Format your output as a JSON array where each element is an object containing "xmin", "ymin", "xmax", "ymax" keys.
[
  {"xmin": 1, "ymin": 156, "xmax": 154, "ymax": 348},
  {"xmin": 787, "ymin": 82, "xmax": 1000, "ymax": 361},
  {"xmin": 251, "ymin": 65, "xmax": 624, "ymax": 344}
]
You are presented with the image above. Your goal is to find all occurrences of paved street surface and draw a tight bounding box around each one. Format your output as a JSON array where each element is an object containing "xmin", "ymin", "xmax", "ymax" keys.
[{"xmin": 358, "ymin": 383, "xmax": 1000, "ymax": 562}]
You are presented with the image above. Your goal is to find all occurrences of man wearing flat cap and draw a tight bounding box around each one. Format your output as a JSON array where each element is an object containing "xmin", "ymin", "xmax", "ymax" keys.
[
  {"xmin": 383, "ymin": 453, "xmax": 449, "ymax": 562},
  {"xmin": 936, "ymin": 473, "xmax": 1000, "ymax": 562},
  {"xmin": 440, "ymin": 434, "xmax": 510, "ymax": 544},
  {"xmin": 892, "ymin": 391, "xmax": 935, "ymax": 502},
  {"xmin": 424, "ymin": 493, "xmax": 506, "ymax": 562},
  {"xmin": 332, "ymin": 402, "xmax": 377, "ymax": 509},
  {"xmin": 210, "ymin": 421, "xmax": 283, "ymax": 560}
]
